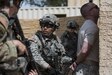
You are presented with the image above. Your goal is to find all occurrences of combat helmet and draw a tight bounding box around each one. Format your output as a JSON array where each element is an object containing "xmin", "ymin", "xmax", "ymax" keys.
[
  {"xmin": 39, "ymin": 14, "xmax": 60, "ymax": 29},
  {"xmin": 67, "ymin": 20, "xmax": 78, "ymax": 29}
]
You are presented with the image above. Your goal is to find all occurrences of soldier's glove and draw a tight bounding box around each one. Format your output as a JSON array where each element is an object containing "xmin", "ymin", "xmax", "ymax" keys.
[{"xmin": 61, "ymin": 56, "xmax": 72, "ymax": 64}]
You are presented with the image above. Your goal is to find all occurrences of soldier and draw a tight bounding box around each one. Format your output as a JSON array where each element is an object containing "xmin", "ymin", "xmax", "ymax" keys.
[
  {"xmin": 0, "ymin": 0, "xmax": 27, "ymax": 75},
  {"xmin": 30, "ymin": 14, "xmax": 72, "ymax": 75},
  {"xmin": 60, "ymin": 20, "xmax": 78, "ymax": 75},
  {"xmin": 61, "ymin": 20, "xmax": 78, "ymax": 60}
]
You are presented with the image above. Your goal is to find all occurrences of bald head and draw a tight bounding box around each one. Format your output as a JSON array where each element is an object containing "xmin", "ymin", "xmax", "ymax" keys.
[{"xmin": 80, "ymin": 3, "xmax": 99, "ymax": 18}]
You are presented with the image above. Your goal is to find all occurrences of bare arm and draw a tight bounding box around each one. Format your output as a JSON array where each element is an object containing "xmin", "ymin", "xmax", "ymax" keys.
[
  {"xmin": 75, "ymin": 38, "xmax": 92, "ymax": 64},
  {"xmin": 28, "ymin": 70, "xmax": 38, "ymax": 75},
  {"xmin": 69, "ymin": 37, "xmax": 92, "ymax": 70}
]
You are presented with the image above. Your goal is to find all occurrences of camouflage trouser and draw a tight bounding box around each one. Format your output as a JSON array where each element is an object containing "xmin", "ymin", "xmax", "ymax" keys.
[{"xmin": 73, "ymin": 62, "xmax": 99, "ymax": 75}]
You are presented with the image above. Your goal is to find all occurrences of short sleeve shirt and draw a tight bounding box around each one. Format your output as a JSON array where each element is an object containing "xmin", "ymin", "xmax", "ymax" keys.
[{"xmin": 77, "ymin": 20, "xmax": 99, "ymax": 62}]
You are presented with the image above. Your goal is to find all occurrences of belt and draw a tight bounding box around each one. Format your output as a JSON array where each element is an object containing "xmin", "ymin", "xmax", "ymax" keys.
[{"xmin": 83, "ymin": 60, "xmax": 99, "ymax": 66}]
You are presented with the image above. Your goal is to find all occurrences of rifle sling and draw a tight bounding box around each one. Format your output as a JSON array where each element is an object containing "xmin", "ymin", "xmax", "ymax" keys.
[{"xmin": 35, "ymin": 31, "xmax": 45, "ymax": 48}]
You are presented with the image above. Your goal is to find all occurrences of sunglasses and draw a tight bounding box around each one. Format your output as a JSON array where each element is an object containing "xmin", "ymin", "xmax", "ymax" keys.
[{"xmin": 41, "ymin": 21, "xmax": 55, "ymax": 28}]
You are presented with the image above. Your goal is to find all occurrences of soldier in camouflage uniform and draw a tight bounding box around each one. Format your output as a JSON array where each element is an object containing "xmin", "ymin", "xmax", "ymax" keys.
[
  {"xmin": 69, "ymin": 2, "xmax": 99, "ymax": 75},
  {"xmin": 0, "ymin": 0, "xmax": 27, "ymax": 75},
  {"xmin": 61, "ymin": 20, "xmax": 78, "ymax": 60},
  {"xmin": 30, "ymin": 14, "xmax": 72, "ymax": 75},
  {"xmin": 60, "ymin": 20, "xmax": 78, "ymax": 75}
]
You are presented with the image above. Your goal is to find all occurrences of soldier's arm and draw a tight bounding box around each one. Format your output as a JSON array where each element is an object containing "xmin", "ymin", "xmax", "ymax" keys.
[{"xmin": 30, "ymin": 35, "xmax": 50, "ymax": 69}]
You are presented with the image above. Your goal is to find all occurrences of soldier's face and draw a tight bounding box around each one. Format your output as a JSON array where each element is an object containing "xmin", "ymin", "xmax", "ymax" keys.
[{"xmin": 41, "ymin": 25, "xmax": 55, "ymax": 37}]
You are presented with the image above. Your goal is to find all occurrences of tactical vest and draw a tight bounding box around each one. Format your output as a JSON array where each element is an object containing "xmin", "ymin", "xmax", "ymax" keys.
[{"xmin": 35, "ymin": 31, "xmax": 62, "ymax": 68}]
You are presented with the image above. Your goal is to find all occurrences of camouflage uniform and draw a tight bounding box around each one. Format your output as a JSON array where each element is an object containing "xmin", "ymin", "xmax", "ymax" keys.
[
  {"xmin": 30, "ymin": 31, "xmax": 66, "ymax": 75},
  {"xmin": 60, "ymin": 20, "xmax": 78, "ymax": 75},
  {"xmin": 60, "ymin": 30, "xmax": 78, "ymax": 75},
  {"xmin": 0, "ymin": 13, "xmax": 18, "ymax": 62},
  {"xmin": 61, "ymin": 30, "xmax": 78, "ymax": 59},
  {"xmin": 0, "ymin": 11, "xmax": 26, "ymax": 75},
  {"xmin": 30, "ymin": 14, "xmax": 72, "ymax": 75}
]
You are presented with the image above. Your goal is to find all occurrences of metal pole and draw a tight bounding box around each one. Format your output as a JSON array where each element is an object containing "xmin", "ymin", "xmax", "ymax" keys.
[{"xmin": 89, "ymin": 0, "xmax": 93, "ymax": 3}]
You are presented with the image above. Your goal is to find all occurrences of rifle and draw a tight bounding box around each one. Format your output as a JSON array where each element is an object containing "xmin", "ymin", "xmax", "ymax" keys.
[{"xmin": 9, "ymin": 15, "xmax": 40, "ymax": 75}]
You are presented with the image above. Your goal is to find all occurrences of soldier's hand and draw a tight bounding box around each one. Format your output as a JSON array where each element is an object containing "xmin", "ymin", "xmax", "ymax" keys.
[
  {"xmin": 12, "ymin": 40, "xmax": 27, "ymax": 55},
  {"xmin": 28, "ymin": 69, "xmax": 38, "ymax": 75},
  {"xmin": 69, "ymin": 62, "xmax": 77, "ymax": 71}
]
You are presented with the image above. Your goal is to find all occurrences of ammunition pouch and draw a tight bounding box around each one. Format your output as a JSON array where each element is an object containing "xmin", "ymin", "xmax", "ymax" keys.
[{"xmin": 0, "ymin": 57, "xmax": 27, "ymax": 72}]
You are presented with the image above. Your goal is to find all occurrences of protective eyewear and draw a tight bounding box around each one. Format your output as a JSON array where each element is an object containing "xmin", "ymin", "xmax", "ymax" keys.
[{"xmin": 40, "ymin": 20, "xmax": 55, "ymax": 28}]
